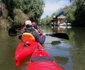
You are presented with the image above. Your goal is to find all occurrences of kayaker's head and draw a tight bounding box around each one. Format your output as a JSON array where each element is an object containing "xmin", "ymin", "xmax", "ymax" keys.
[
  {"xmin": 25, "ymin": 20, "xmax": 32, "ymax": 27},
  {"xmin": 32, "ymin": 22, "xmax": 36, "ymax": 26},
  {"xmin": 32, "ymin": 22, "xmax": 38, "ymax": 29}
]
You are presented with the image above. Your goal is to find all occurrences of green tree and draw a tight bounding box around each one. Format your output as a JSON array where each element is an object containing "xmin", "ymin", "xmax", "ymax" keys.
[
  {"xmin": 2, "ymin": 0, "xmax": 44, "ymax": 22},
  {"xmin": 64, "ymin": 4, "xmax": 76, "ymax": 23},
  {"xmin": 73, "ymin": 0, "xmax": 85, "ymax": 26},
  {"xmin": 40, "ymin": 16, "xmax": 52, "ymax": 25},
  {"xmin": 13, "ymin": 0, "xmax": 44, "ymax": 22},
  {"xmin": 2, "ymin": 0, "xmax": 14, "ymax": 19}
]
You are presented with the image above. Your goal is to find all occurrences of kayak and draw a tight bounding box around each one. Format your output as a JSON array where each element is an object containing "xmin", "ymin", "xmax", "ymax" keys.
[
  {"xmin": 15, "ymin": 32, "xmax": 38, "ymax": 66},
  {"xmin": 26, "ymin": 43, "xmax": 62, "ymax": 70},
  {"xmin": 15, "ymin": 41, "xmax": 39, "ymax": 66},
  {"xmin": 15, "ymin": 32, "xmax": 43, "ymax": 66}
]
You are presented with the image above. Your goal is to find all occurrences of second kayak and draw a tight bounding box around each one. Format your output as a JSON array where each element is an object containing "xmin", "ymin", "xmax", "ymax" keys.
[{"xmin": 26, "ymin": 43, "xmax": 62, "ymax": 70}]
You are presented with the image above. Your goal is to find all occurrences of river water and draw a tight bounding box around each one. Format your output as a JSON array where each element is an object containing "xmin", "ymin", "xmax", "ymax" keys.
[{"xmin": 0, "ymin": 25, "xmax": 85, "ymax": 70}]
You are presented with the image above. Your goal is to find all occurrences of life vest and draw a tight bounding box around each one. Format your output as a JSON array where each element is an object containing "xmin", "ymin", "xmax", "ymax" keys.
[{"xmin": 21, "ymin": 33, "xmax": 35, "ymax": 42}]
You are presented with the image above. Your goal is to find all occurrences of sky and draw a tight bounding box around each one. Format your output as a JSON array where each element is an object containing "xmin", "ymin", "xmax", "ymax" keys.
[{"xmin": 41, "ymin": 0, "xmax": 71, "ymax": 18}]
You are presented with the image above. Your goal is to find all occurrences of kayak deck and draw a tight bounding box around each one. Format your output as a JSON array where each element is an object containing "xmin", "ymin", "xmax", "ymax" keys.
[
  {"xmin": 15, "ymin": 41, "xmax": 39, "ymax": 66},
  {"xmin": 26, "ymin": 43, "xmax": 62, "ymax": 70}
]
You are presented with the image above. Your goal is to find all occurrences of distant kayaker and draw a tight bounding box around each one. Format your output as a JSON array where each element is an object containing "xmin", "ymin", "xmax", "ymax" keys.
[
  {"xmin": 18, "ymin": 20, "xmax": 46, "ymax": 44},
  {"xmin": 32, "ymin": 22, "xmax": 38, "ymax": 29},
  {"xmin": 32, "ymin": 21, "xmax": 42, "ymax": 35}
]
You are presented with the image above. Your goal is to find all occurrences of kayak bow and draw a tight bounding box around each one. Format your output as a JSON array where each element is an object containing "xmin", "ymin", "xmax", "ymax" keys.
[
  {"xmin": 26, "ymin": 43, "xmax": 62, "ymax": 70},
  {"xmin": 15, "ymin": 41, "xmax": 39, "ymax": 66}
]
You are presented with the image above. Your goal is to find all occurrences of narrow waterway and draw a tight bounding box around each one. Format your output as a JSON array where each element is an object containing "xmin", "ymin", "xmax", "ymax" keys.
[{"xmin": 0, "ymin": 26, "xmax": 85, "ymax": 70}]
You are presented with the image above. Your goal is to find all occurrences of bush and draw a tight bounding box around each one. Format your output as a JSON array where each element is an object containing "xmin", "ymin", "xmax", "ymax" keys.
[{"xmin": 13, "ymin": 9, "xmax": 28, "ymax": 25}]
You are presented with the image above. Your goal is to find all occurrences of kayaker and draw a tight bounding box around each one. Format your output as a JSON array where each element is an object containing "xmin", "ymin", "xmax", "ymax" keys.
[
  {"xmin": 18, "ymin": 20, "xmax": 46, "ymax": 44},
  {"xmin": 32, "ymin": 21, "xmax": 42, "ymax": 35},
  {"xmin": 32, "ymin": 22, "xmax": 38, "ymax": 29}
]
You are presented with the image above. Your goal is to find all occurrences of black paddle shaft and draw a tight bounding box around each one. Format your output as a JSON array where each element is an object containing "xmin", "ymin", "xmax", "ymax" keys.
[
  {"xmin": 46, "ymin": 33, "xmax": 69, "ymax": 40},
  {"xmin": 8, "ymin": 27, "xmax": 69, "ymax": 40}
]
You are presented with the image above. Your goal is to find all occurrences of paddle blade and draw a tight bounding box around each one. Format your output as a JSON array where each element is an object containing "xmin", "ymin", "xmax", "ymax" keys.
[
  {"xmin": 46, "ymin": 33, "xmax": 69, "ymax": 40},
  {"xmin": 51, "ymin": 41, "xmax": 61, "ymax": 45},
  {"xmin": 8, "ymin": 27, "xmax": 17, "ymax": 36}
]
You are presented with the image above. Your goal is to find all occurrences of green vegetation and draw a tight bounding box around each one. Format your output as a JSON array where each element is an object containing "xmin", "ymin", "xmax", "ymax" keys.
[
  {"xmin": 1, "ymin": 0, "xmax": 44, "ymax": 25},
  {"xmin": 41, "ymin": 0, "xmax": 85, "ymax": 26},
  {"xmin": 64, "ymin": 4, "xmax": 76, "ymax": 24},
  {"xmin": 73, "ymin": 0, "xmax": 85, "ymax": 26},
  {"xmin": 13, "ymin": 9, "xmax": 28, "ymax": 25},
  {"xmin": 40, "ymin": 16, "xmax": 52, "ymax": 25},
  {"xmin": 0, "ymin": 0, "xmax": 85, "ymax": 28}
]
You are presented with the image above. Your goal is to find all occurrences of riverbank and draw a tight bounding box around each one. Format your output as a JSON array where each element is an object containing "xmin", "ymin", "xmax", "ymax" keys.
[{"xmin": 0, "ymin": 18, "xmax": 9, "ymax": 30}]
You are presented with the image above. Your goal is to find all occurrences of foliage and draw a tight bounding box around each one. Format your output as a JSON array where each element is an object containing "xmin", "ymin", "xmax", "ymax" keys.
[
  {"xmin": 13, "ymin": 0, "xmax": 44, "ymax": 22},
  {"xmin": 64, "ymin": 4, "xmax": 76, "ymax": 23},
  {"xmin": 2, "ymin": 0, "xmax": 85, "ymax": 26},
  {"xmin": 40, "ymin": 9, "xmax": 63, "ymax": 25},
  {"xmin": 50, "ymin": 5, "xmax": 76, "ymax": 24},
  {"xmin": 2, "ymin": 0, "xmax": 14, "ymax": 19},
  {"xmin": 73, "ymin": 0, "xmax": 85, "ymax": 26},
  {"xmin": 2, "ymin": 0, "xmax": 44, "ymax": 22},
  {"xmin": 41, "ymin": 0, "xmax": 85, "ymax": 26},
  {"xmin": 41, "ymin": 16, "xmax": 52, "ymax": 25},
  {"xmin": 13, "ymin": 9, "xmax": 28, "ymax": 25}
]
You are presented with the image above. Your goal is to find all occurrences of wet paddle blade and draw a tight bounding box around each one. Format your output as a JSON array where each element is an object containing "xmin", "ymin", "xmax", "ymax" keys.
[
  {"xmin": 8, "ymin": 27, "xmax": 17, "ymax": 36},
  {"xmin": 51, "ymin": 41, "xmax": 61, "ymax": 45},
  {"xmin": 46, "ymin": 33, "xmax": 69, "ymax": 40}
]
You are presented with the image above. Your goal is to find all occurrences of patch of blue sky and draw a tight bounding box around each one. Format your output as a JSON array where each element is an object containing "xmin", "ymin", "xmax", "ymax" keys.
[{"xmin": 41, "ymin": 0, "xmax": 71, "ymax": 18}]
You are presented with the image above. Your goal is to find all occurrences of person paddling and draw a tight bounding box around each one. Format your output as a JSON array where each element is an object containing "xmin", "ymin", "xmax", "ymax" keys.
[
  {"xmin": 18, "ymin": 20, "xmax": 46, "ymax": 44},
  {"xmin": 32, "ymin": 21, "xmax": 42, "ymax": 35},
  {"xmin": 32, "ymin": 22, "xmax": 38, "ymax": 29}
]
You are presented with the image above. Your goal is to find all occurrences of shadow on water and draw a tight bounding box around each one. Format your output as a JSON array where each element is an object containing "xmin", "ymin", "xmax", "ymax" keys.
[{"xmin": 51, "ymin": 41, "xmax": 61, "ymax": 45}]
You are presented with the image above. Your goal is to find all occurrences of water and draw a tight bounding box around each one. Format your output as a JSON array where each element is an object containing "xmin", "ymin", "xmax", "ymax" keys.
[
  {"xmin": 0, "ymin": 26, "xmax": 85, "ymax": 70},
  {"xmin": 0, "ymin": 30, "xmax": 19, "ymax": 70}
]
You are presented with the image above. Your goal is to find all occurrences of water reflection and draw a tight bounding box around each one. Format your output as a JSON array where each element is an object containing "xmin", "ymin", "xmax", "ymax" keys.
[
  {"xmin": 50, "ymin": 25, "xmax": 72, "ymax": 33},
  {"xmin": 54, "ymin": 56, "xmax": 68, "ymax": 64},
  {"xmin": 69, "ymin": 27, "xmax": 85, "ymax": 70},
  {"xmin": 1, "ymin": 26, "xmax": 85, "ymax": 70},
  {"xmin": 39, "ymin": 25, "xmax": 73, "ymax": 70},
  {"xmin": 0, "ymin": 30, "xmax": 19, "ymax": 70},
  {"xmin": 44, "ymin": 41, "xmax": 73, "ymax": 70}
]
